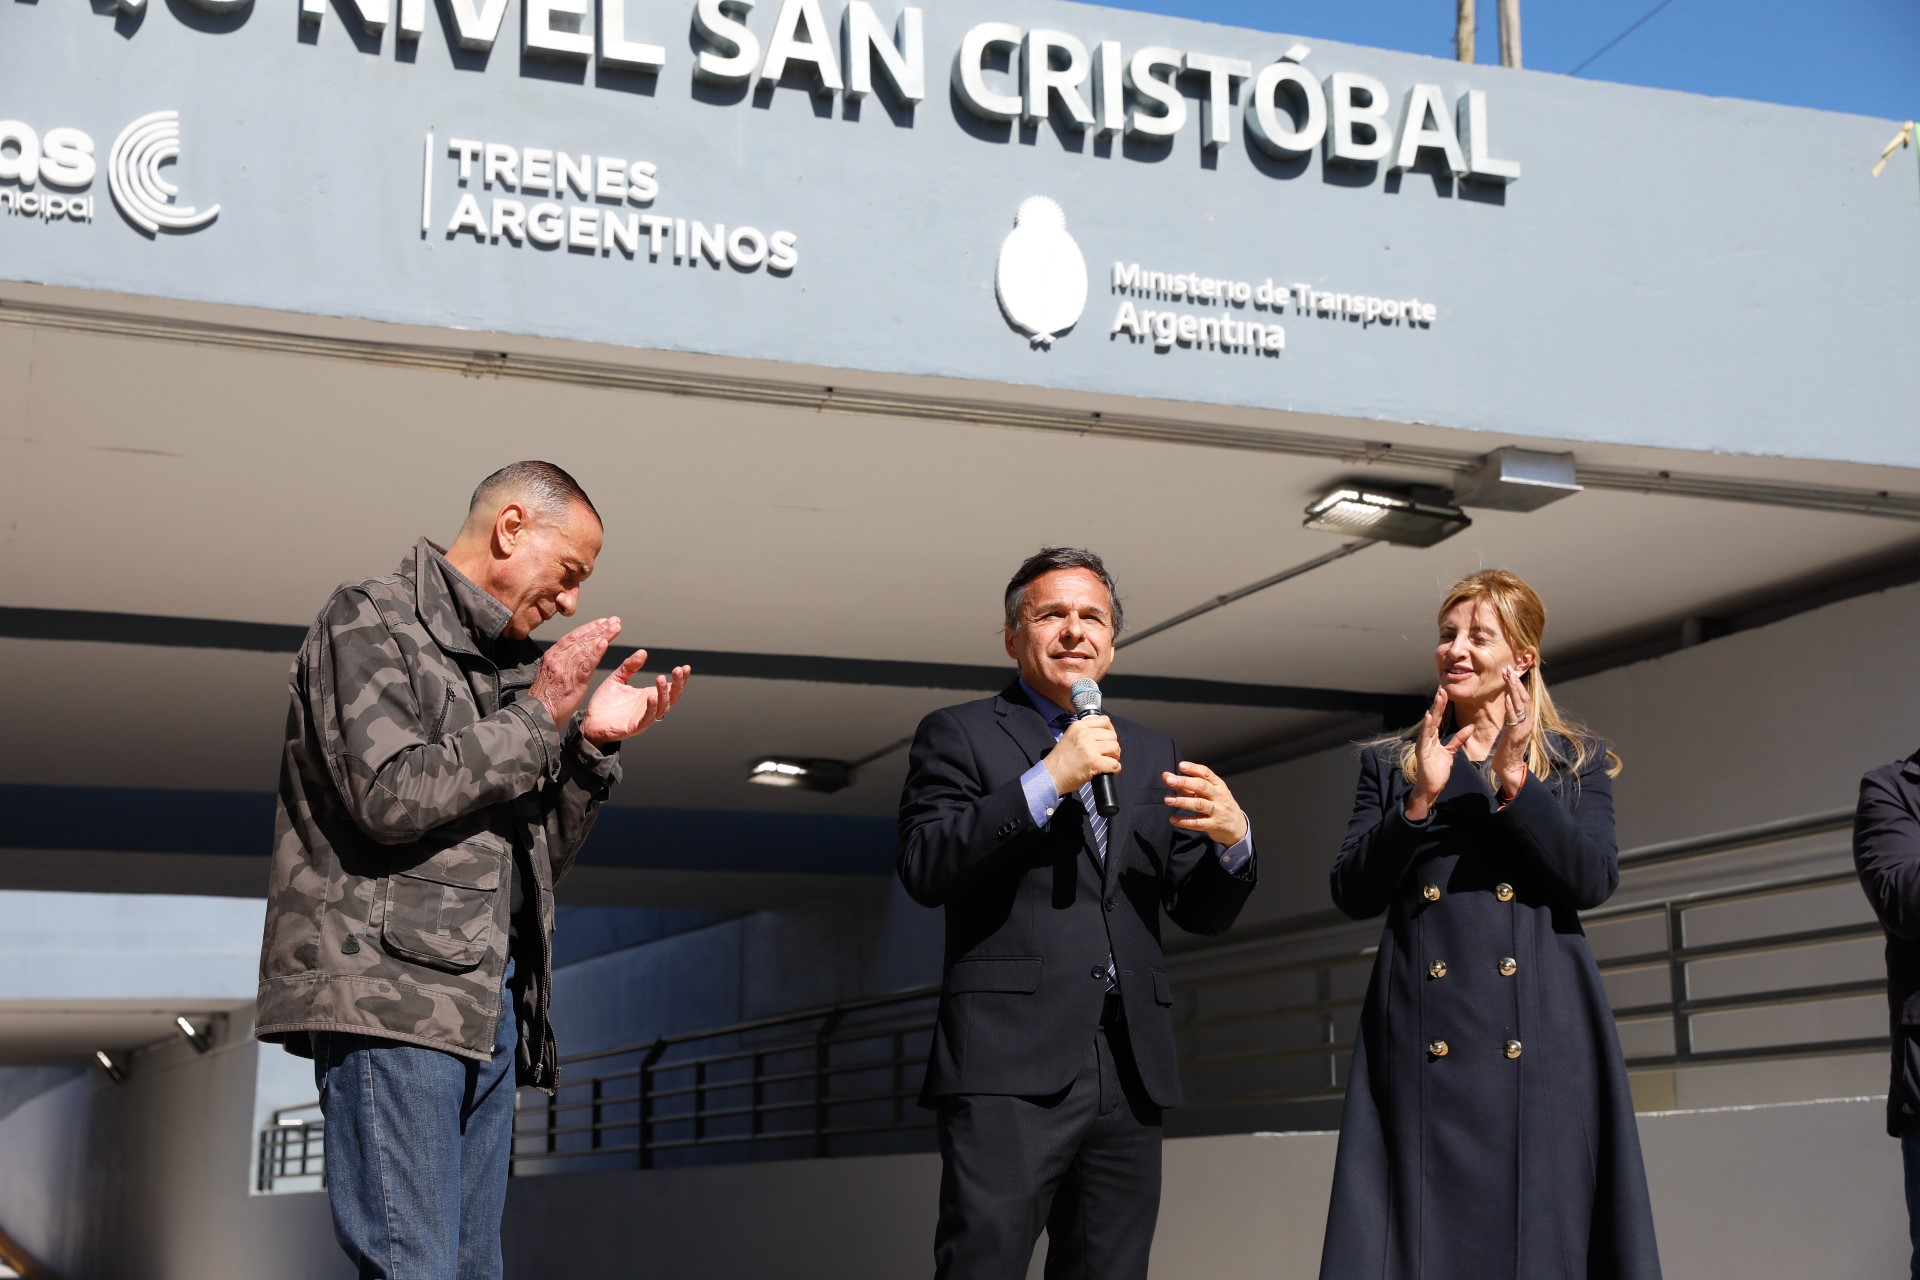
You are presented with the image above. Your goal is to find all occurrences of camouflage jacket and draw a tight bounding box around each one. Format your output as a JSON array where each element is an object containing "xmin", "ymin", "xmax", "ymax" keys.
[{"xmin": 255, "ymin": 538, "xmax": 621, "ymax": 1092}]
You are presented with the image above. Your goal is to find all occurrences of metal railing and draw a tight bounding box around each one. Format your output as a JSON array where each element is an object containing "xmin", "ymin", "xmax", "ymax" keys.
[
  {"xmin": 257, "ymin": 809, "xmax": 1886, "ymax": 1188},
  {"xmin": 1170, "ymin": 809, "xmax": 1881, "ymax": 1113},
  {"xmin": 509, "ymin": 987, "xmax": 940, "ymax": 1172},
  {"xmin": 257, "ymin": 1103, "xmax": 325, "ymax": 1192}
]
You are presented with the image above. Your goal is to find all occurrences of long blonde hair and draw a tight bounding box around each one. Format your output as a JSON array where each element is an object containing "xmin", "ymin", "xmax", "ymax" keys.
[{"xmin": 1383, "ymin": 569, "xmax": 1623, "ymax": 782}]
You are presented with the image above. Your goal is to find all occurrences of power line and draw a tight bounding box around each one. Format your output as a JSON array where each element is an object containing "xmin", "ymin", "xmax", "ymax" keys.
[{"xmin": 1567, "ymin": 0, "xmax": 1681, "ymax": 76}]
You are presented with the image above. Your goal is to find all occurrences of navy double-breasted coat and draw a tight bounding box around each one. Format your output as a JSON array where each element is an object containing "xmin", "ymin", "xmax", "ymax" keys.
[{"xmin": 1318, "ymin": 738, "xmax": 1662, "ymax": 1280}]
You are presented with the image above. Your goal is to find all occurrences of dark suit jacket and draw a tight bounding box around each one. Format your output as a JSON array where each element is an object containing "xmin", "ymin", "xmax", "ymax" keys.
[
  {"xmin": 1853, "ymin": 748, "xmax": 1920, "ymax": 1137},
  {"xmin": 897, "ymin": 680, "xmax": 1256, "ymax": 1108}
]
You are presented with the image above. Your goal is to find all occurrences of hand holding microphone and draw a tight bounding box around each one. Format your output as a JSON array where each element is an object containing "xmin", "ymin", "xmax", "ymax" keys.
[{"xmin": 1045, "ymin": 678, "xmax": 1121, "ymax": 815}]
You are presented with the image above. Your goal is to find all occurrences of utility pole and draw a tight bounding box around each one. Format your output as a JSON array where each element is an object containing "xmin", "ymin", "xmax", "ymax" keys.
[
  {"xmin": 1498, "ymin": 0, "xmax": 1522, "ymax": 67},
  {"xmin": 1455, "ymin": 0, "xmax": 1475, "ymax": 63}
]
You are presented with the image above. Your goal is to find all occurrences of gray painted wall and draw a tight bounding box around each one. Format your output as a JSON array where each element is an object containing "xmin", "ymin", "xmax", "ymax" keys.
[
  {"xmin": 498, "ymin": 1097, "xmax": 1904, "ymax": 1279},
  {"xmin": 0, "ymin": 1054, "xmax": 1899, "ymax": 1280},
  {"xmin": 0, "ymin": 1024, "xmax": 350, "ymax": 1280},
  {"xmin": 547, "ymin": 877, "xmax": 938, "ymax": 1055},
  {"xmin": 0, "ymin": 890, "xmax": 263, "ymax": 1002},
  {"xmin": 3, "ymin": 1, "xmax": 1915, "ymax": 465},
  {"xmin": 1229, "ymin": 576, "xmax": 1920, "ymax": 935}
]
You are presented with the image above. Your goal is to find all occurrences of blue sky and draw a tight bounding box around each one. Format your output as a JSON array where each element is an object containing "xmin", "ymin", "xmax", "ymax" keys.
[{"xmin": 1100, "ymin": 0, "xmax": 1918, "ymax": 123}]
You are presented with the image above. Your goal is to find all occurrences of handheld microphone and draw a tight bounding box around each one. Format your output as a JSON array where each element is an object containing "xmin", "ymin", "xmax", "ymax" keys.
[{"xmin": 1068, "ymin": 678, "xmax": 1120, "ymax": 818}]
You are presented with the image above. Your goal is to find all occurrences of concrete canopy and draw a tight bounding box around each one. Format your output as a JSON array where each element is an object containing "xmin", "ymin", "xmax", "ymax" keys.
[
  {"xmin": 1, "ymin": 283, "xmax": 1916, "ymax": 908},
  {"xmin": 2, "ymin": 0, "xmax": 1917, "ymax": 907}
]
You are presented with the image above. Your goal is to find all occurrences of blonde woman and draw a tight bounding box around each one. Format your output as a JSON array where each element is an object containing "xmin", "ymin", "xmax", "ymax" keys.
[{"xmin": 1318, "ymin": 570, "xmax": 1660, "ymax": 1280}]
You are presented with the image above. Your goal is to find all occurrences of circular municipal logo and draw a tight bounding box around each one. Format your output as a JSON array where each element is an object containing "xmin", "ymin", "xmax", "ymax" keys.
[{"xmin": 109, "ymin": 110, "xmax": 220, "ymax": 236}]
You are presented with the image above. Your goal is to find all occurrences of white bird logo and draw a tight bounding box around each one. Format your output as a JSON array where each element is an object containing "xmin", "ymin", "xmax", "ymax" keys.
[{"xmin": 995, "ymin": 196, "xmax": 1087, "ymax": 349}]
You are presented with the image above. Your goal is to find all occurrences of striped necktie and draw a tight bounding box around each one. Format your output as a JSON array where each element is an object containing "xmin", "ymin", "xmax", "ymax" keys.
[{"xmin": 1056, "ymin": 714, "xmax": 1116, "ymax": 992}]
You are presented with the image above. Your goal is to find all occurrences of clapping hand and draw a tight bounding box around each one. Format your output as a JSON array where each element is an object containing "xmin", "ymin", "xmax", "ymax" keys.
[
  {"xmin": 1488, "ymin": 666, "xmax": 1531, "ymax": 801},
  {"xmin": 1406, "ymin": 686, "xmax": 1473, "ymax": 823},
  {"xmin": 582, "ymin": 647, "xmax": 691, "ymax": 748},
  {"xmin": 529, "ymin": 617, "xmax": 622, "ymax": 727}
]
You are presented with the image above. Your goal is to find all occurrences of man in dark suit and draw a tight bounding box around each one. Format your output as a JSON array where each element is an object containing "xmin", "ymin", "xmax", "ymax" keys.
[
  {"xmin": 898, "ymin": 546, "xmax": 1258, "ymax": 1280},
  {"xmin": 1854, "ymin": 747, "xmax": 1920, "ymax": 1280}
]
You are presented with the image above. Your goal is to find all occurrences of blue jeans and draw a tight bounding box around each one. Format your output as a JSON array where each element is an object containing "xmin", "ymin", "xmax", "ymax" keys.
[{"xmin": 313, "ymin": 957, "xmax": 519, "ymax": 1280}]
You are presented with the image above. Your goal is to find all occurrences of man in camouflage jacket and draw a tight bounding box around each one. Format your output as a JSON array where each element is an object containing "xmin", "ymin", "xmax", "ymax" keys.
[{"xmin": 256, "ymin": 461, "xmax": 688, "ymax": 1280}]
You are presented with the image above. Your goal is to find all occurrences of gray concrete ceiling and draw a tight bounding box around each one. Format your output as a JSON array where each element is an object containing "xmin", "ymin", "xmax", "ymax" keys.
[{"xmin": 2, "ymin": 281, "xmax": 1917, "ymax": 906}]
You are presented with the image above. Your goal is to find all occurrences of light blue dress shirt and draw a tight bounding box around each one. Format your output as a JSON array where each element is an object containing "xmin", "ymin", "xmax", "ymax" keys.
[{"xmin": 1013, "ymin": 679, "xmax": 1255, "ymax": 877}]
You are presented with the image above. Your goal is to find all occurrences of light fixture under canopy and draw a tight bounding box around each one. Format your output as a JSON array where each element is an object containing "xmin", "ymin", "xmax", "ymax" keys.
[
  {"xmin": 747, "ymin": 757, "xmax": 855, "ymax": 794},
  {"xmin": 1303, "ymin": 486, "xmax": 1471, "ymax": 547}
]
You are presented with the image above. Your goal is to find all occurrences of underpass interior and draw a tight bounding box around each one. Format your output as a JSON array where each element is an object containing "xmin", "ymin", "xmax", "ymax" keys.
[{"xmin": 3, "ymin": 286, "xmax": 1919, "ymax": 1276}]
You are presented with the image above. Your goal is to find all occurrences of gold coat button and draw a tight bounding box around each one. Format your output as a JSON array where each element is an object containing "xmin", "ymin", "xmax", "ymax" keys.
[
  {"xmin": 1505, "ymin": 1039, "xmax": 1523, "ymax": 1059},
  {"xmin": 1429, "ymin": 1040, "xmax": 1449, "ymax": 1057},
  {"xmin": 1494, "ymin": 883, "xmax": 1515, "ymax": 902},
  {"xmin": 1499, "ymin": 957, "xmax": 1518, "ymax": 977},
  {"xmin": 1428, "ymin": 960, "xmax": 1448, "ymax": 979},
  {"xmin": 1422, "ymin": 884, "xmax": 1442, "ymax": 902}
]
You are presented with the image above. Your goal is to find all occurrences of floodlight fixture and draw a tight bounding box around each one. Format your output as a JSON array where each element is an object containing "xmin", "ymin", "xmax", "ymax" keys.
[
  {"xmin": 1303, "ymin": 486, "xmax": 1471, "ymax": 548},
  {"xmin": 94, "ymin": 1050, "xmax": 128, "ymax": 1084},
  {"xmin": 175, "ymin": 1016, "xmax": 212, "ymax": 1054},
  {"xmin": 746, "ymin": 757, "xmax": 855, "ymax": 794}
]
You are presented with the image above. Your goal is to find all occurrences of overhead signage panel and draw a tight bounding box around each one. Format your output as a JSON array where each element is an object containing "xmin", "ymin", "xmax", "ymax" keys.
[{"xmin": 1, "ymin": 0, "xmax": 1914, "ymax": 466}]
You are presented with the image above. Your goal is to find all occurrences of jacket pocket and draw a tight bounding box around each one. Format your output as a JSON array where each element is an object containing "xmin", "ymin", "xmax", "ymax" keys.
[
  {"xmin": 381, "ymin": 836, "xmax": 505, "ymax": 973},
  {"xmin": 947, "ymin": 956, "xmax": 1042, "ymax": 995},
  {"xmin": 1151, "ymin": 968, "xmax": 1174, "ymax": 1006}
]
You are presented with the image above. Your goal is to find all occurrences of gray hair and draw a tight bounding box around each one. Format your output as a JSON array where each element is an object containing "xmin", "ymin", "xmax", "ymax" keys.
[
  {"xmin": 468, "ymin": 461, "xmax": 600, "ymax": 527},
  {"xmin": 1003, "ymin": 547, "xmax": 1124, "ymax": 636}
]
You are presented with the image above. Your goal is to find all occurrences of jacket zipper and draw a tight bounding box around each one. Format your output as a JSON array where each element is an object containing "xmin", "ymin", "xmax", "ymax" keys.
[
  {"xmin": 491, "ymin": 657, "xmax": 558, "ymax": 1092},
  {"xmin": 428, "ymin": 686, "xmax": 455, "ymax": 741}
]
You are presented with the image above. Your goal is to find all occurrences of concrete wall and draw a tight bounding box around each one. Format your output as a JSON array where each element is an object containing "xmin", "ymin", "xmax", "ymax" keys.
[
  {"xmin": 1228, "ymin": 577, "xmax": 1920, "ymax": 937},
  {"xmin": 548, "ymin": 878, "xmax": 940, "ymax": 1058},
  {"xmin": 0, "ymin": 890, "xmax": 264, "ymax": 1002},
  {"xmin": 499, "ymin": 1097, "xmax": 1905, "ymax": 1279},
  {"xmin": 0, "ymin": 1019, "xmax": 349, "ymax": 1280},
  {"xmin": 2, "ymin": 1046, "xmax": 1900, "ymax": 1280}
]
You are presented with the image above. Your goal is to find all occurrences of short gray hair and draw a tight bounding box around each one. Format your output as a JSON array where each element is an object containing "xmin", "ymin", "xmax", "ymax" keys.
[
  {"xmin": 468, "ymin": 461, "xmax": 600, "ymax": 527},
  {"xmin": 1003, "ymin": 547, "xmax": 1124, "ymax": 635}
]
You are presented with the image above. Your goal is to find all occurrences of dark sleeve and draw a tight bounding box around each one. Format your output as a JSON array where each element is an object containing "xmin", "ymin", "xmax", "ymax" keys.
[
  {"xmin": 1163, "ymin": 835, "xmax": 1257, "ymax": 937},
  {"xmin": 1494, "ymin": 747, "xmax": 1619, "ymax": 910},
  {"xmin": 1855, "ymin": 766, "xmax": 1920, "ymax": 940},
  {"xmin": 1162, "ymin": 739, "xmax": 1257, "ymax": 937},
  {"xmin": 535, "ymin": 725, "xmax": 625, "ymax": 885},
  {"xmin": 896, "ymin": 708, "xmax": 1044, "ymax": 908},
  {"xmin": 309, "ymin": 588, "xmax": 559, "ymax": 846},
  {"xmin": 1329, "ymin": 747, "xmax": 1429, "ymax": 920}
]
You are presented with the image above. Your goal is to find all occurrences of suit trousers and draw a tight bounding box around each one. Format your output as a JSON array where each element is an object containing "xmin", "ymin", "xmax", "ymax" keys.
[
  {"xmin": 1903, "ymin": 1133, "xmax": 1920, "ymax": 1280},
  {"xmin": 934, "ymin": 1014, "xmax": 1164, "ymax": 1280}
]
